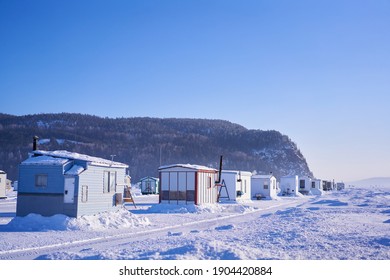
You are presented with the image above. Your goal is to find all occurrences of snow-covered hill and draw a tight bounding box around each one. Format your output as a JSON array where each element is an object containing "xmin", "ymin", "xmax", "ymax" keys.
[{"xmin": 0, "ymin": 185, "xmax": 389, "ymax": 260}]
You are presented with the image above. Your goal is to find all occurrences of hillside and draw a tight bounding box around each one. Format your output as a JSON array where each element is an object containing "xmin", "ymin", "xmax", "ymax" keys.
[{"xmin": 0, "ymin": 113, "xmax": 313, "ymax": 181}]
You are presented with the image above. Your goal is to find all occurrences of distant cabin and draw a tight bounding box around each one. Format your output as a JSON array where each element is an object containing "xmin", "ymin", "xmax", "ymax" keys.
[
  {"xmin": 311, "ymin": 179, "xmax": 323, "ymax": 195},
  {"xmin": 322, "ymin": 180, "xmax": 333, "ymax": 191},
  {"xmin": 220, "ymin": 170, "xmax": 252, "ymax": 201},
  {"xmin": 298, "ymin": 176, "xmax": 312, "ymax": 195},
  {"xmin": 280, "ymin": 175, "xmax": 299, "ymax": 196},
  {"xmin": 158, "ymin": 164, "xmax": 218, "ymax": 205},
  {"xmin": 139, "ymin": 176, "xmax": 159, "ymax": 195},
  {"xmin": 0, "ymin": 170, "xmax": 6, "ymax": 199},
  {"xmin": 251, "ymin": 174, "xmax": 277, "ymax": 199},
  {"xmin": 16, "ymin": 150, "xmax": 129, "ymax": 217}
]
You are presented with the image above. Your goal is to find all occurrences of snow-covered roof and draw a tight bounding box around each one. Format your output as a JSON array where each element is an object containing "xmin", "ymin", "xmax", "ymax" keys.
[
  {"xmin": 0, "ymin": 170, "xmax": 5, "ymax": 174},
  {"xmin": 65, "ymin": 165, "xmax": 85, "ymax": 175},
  {"xmin": 252, "ymin": 174, "xmax": 275, "ymax": 179},
  {"xmin": 222, "ymin": 170, "xmax": 252, "ymax": 176},
  {"xmin": 28, "ymin": 150, "xmax": 128, "ymax": 168},
  {"xmin": 158, "ymin": 164, "xmax": 217, "ymax": 172},
  {"xmin": 21, "ymin": 155, "xmax": 69, "ymax": 166},
  {"xmin": 139, "ymin": 176, "xmax": 159, "ymax": 181}
]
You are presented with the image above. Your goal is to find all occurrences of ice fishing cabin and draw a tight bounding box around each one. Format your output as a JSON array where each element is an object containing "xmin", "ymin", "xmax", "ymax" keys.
[
  {"xmin": 220, "ymin": 170, "xmax": 252, "ymax": 201},
  {"xmin": 311, "ymin": 179, "xmax": 323, "ymax": 195},
  {"xmin": 251, "ymin": 174, "xmax": 278, "ymax": 199},
  {"xmin": 16, "ymin": 149, "xmax": 129, "ymax": 217},
  {"xmin": 158, "ymin": 164, "xmax": 219, "ymax": 205},
  {"xmin": 322, "ymin": 180, "xmax": 333, "ymax": 191},
  {"xmin": 139, "ymin": 176, "xmax": 159, "ymax": 195},
  {"xmin": 280, "ymin": 175, "xmax": 299, "ymax": 196},
  {"xmin": 0, "ymin": 170, "xmax": 6, "ymax": 199},
  {"xmin": 298, "ymin": 176, "xmax": 312, "ymax": 195}
]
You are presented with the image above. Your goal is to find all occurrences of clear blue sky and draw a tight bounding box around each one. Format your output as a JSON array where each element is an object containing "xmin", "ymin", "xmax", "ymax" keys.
[{"xmin": 1, "ymin": 0, "xmax": 389, "ymax": 182}]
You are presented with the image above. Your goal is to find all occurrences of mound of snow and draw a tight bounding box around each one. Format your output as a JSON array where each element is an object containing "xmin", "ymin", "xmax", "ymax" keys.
[
  {"xmin": 147, "ymin": 203, "xmax": 257, "ymax": 214},
  {"xmin": 5, "ymin": 208, "xmax": 150, "ymax": 232}
]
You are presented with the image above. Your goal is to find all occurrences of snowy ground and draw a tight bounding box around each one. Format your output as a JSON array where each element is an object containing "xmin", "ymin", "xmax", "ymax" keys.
[{"xmin": 0, "ymin": 185, "xmax": 389, "ymax": 260}]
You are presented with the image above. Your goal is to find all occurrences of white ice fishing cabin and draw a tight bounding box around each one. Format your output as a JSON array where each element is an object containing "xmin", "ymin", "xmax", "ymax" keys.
[
  {"xmin": 0, "ymin": 170, "xmax": 6, "ymax": 199},
  {"xmin": 251, "ymin": 174, "xmax": 277, "ymax": 199},
  {"xmin": 298, "ymin": 176, "xmax": 312, "ymax": 195},
  {"xmin": 16, "ymin": 150, "xmax": 129, "ymax": 217},
  {"xmin": 311, "ymin": 179, "xmax": 323, "ymax": 195},
  {"xmin": 220, "ymin": 170, "xmax": 252, "ymax": 201},
  {"xmin": 280, "ymin": 175, "xmax": 299, "ymax": 196},
  {"xmin": 158, "ymin": 164, "xmax": 218, "ymax": 205}
]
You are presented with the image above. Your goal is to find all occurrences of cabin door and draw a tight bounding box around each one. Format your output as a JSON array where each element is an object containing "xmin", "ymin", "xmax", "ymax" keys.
[{"xmin": 64, "ymin": 177, "xmax": 75, "ymax": 203}]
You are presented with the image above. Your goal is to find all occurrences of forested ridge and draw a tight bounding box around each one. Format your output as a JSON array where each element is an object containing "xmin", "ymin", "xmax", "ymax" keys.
[{"xmin": 0, "ymin": 113, "xmax": 313, "ymax": 181}]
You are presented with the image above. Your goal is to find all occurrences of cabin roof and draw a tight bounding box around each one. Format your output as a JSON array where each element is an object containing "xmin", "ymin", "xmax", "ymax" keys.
[
  {"xmin": 24, "ymin": 150, "xmax": 128, "ymax": 168},
  {"xmin": 158, "ymin": 163, "xmax": 217, "ymax": 172},
  {"xmin": 64, "ymin": 165, "xmax": 85, "ymax": 175},
  {"xmin": 21, "ymin": 155, "xmax": 69, "ymax": 166},
  {"xmin": 252, "ymin": 174, "xmax": 275, "ymax": 179},
  {"xmin": 139, "ymin": 176, "xmax": 159, "ymax": 181},
  {"xmin": 222, "ymin": 170, "xmax": 252, "ymax": 176}
]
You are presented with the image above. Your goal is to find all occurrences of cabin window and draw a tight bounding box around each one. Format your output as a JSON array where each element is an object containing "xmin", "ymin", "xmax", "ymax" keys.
[
  {"xmin": 300, "ymin": 179, "xmax": 305, "ymax": 189},
  {"xmin": 35, "ymin": 174, "xmax": 48, "ymax": 188},
  {"xmin": 103, "ymin": 171, "xmax": 117, "ymax": 193},
  {"xmin": 81, "ymin": 185, "xmax": 88, "ymax": 202},
  {"xmin": 264, "ymin": 183, "xmax": 269, "ymax": 189},
  {"xmin": 312, "ymin": 181, "xmax": 316, "ymax": 188}
]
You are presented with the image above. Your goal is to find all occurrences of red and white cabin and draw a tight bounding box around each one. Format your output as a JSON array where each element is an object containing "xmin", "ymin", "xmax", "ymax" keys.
[{"xmin": 158, "ymin": 164, "xmax": 218, "ymax": 205}]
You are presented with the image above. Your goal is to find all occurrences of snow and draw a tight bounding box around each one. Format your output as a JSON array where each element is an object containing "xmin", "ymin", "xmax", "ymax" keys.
[
  {"xmin": 21, "ymin": 155, "xmax": 69, "ymax": 165},
  {"xmin": 158, "ymin": 163, "xmax": 217, "ymax": 171},
  {"xmin": 64, "ymin": 165, "xmax": 85, "ymax": 175},
  {"xmin": 31, "ymin": 150, "xmax": 128, "ymax": 168},
  {"xmin": 0, "ymin": 185, "xmax": 389, "ymax": 260}
]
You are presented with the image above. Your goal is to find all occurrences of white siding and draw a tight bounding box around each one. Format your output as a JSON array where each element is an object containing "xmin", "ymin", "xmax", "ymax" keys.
[
  {"xmin": 280, "ymin": 175, "xmax": 299, "ymax": 195},
  {"xmin": 220, "ymin": 171, "xmax": 252, "ymax": 201},
  {"xmin": 76, "ymin": 165, "xmax": 126, "ymax": 216},
  {"xmin": 0, "ymin": 172, "xmax": 6, "ymax": 198}
]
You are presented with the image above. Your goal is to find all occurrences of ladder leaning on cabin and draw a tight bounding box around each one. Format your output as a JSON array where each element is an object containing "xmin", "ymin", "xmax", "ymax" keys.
[{"xmin": 119, "ymin": 175, "xmax": 137, "ymax": 208}]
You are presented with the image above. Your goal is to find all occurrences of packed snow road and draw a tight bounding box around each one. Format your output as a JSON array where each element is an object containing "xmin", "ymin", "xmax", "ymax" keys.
[{"xmin": 0, "ymin": 187, "xmax": 389, "ymax": 260}]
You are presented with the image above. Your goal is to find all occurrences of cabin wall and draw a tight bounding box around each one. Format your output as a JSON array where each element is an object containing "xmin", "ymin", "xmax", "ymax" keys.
[
  {"xmin": 311, "ymin": 179, "xmax": 323, "ymax": 195},
  {"xmin": 251, "ymin": 177, "xmax": 277, "ymax": 199},
  {"xmin": 220, "ymin": 172, "xmax": 251, "ymax": 201},
  {"xmin": 280, "ymin": 176, "xmax": 299, "ymax": 195},
  {"xmin": 237, "ymin": 174, "xmax": 251, "ymax": 200},
  {"xmin": 16, "ymin": 164, "xmax": 70, "ymax": 216},
  {"xmin": 0, "ymin": 172, "xmax": 6, "ymax": 198},
  {"xmin": 220, "ymin": 172, "xmax": 237, "ymax": 200},
  {"xmin": 160, "ymin": 170, "xmax": 196, "ymax": 204},
  {"xmin": 197, "ymin": 171, "xmax": 218, "ymax": 204},
  {"xmin": 76, "ymin": 165, "xmax": 126, "ymax": 217},
  {"xmin": 299, "ymin": 176, "xmax": 312, "ymax": 194}
]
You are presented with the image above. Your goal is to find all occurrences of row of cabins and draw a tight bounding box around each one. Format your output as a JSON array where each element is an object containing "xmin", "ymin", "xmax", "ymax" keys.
[
  {"xmin": 14, "ymin": 148, "xmax": 335, "ymax": 218},
  {"xmin": 158, "ymin": 164, "xmax": 326, "ymax": 204}
]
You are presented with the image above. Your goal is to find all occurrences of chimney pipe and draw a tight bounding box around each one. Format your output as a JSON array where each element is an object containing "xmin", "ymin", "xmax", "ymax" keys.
[
  {"xmin": 33, "ymin": 136, "xmax": 39, "ymax": 151},
  {"xmin": 215, "ymin": 155, "xmax": 223, "ymax": 184}
]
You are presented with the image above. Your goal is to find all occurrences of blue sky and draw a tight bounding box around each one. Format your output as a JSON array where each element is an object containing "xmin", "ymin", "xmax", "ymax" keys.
[{"xmin": 1, "ymin": 0, "xmax": 389, "ymax": 181}]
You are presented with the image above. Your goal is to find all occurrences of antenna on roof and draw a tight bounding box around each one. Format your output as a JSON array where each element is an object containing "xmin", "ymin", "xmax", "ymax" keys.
[{"xmin": 110, "ymin": 155, "xmax": 116, "ymax": 163}]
